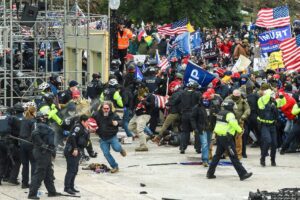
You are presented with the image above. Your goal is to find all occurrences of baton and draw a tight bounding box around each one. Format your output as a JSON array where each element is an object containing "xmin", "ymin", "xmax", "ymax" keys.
[{"xmin": 8, "ymin": 135, "xmax": 55, "ymax": 152}]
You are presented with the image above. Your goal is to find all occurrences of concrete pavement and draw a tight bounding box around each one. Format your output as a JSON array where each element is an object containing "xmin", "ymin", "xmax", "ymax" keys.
[{"xmin": 1, "ymin": 134, "xmax": 300, "ymax": 200}]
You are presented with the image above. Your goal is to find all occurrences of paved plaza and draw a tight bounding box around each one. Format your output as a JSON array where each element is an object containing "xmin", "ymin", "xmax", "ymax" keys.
[{"xmin": 1, "ymin": 135, "xmax": 300, "ymax": 200}]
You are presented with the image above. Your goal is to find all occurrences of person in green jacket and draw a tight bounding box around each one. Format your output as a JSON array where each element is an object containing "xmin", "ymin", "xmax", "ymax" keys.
[{"xmin": 207, "ymin": 99, "xmax": 252, "ymax": 181}]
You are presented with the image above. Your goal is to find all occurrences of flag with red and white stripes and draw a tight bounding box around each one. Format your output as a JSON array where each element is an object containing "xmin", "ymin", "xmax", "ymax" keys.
[
  {"xmin": 279, "ymin": 34, "xmax": 300, "ymax": 71},
  {"xmin": 158, "ymin": 57, "xmax": 169, "ymax": 72},
  {"xmin": 256, "ymin": 6, "xmax": 290, "ymax": 28},
  {"xmin": 158, "ymin": 18, "xmax": 188, "ymax": 36},
  {"xmin": 153, "ymin": 94, "xmax": 169, "ymax": 109}
]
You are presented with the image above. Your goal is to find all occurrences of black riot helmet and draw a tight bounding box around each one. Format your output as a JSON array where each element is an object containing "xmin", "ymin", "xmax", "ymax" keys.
[
  {"xmin": 43, "ymin": 93, "xmax": 55, "ymax": 105},
  {"xmin": 221, "ymin": 99, "xmax": 235, "ymax": 112},
  {"xmin": 49, "ymin": 73, "xmax": 62, "ymax": 86},
  {"xmin": 35, "ymin": 111, "xmax": 48, "ymax": 123},
  {"xmin": 13, "ymin": 102, "xmax": 24, "ymax": 113}
]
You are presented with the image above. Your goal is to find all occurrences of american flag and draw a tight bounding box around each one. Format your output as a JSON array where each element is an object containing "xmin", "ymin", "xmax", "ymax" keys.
[
  {"xmin": 256, "ymin": 6, "xmax": 290, "ymax": 28},
  {"xmin": 158, "ymin": 18, "xmax": 188, "ymax": 36},
  {"xmin": 279, "ymin": 34, "xmax": 300, "ymax": 71},
  {"xmin": 158, "ymin": 57, "xmax": 169, "ymax": 72},
  {"xmin": 153, "ymin": 94, "xmax": 169, "ymax": 109}
]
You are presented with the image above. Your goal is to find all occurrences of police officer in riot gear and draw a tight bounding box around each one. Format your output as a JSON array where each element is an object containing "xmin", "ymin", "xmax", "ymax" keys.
[
  {"xmin": 28, "ymin": 112, "xmax": 61, "ymax": 199},
  {"xmin": 0, "ymin": 108, "xmax": 12, "ymax": 185},
  {"xmin": 178, "ymin": 81, "xmax": 202, "ymax": 154},
  {"xmin": 64, "ymin": 115, "xmax": 90, "ymax": 195},
  {"xmin": 143, "ymin": 67, "xmax": 159, "ymax": 93},
  {"xmin": 86, "ymin": 73, "xmax": 103, "ymax": 100},
  {"xmin": 100, "ymin": 79, "xmax": 123, "ymax": 108},
  {"xmin": 207, "ymin": 99, "xmax": 252, "ymax": 181},
  {"xmin": 6, "ymin": 103, "xmax": 24, "ymax": 185},
  {"xmin": 39, "ymin": 93, "xmax": 64, "ymax": 147}
]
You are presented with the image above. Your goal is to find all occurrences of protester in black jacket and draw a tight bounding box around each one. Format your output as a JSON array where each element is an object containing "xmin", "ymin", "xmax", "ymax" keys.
[{"xmin": 93, "ymin": 101, "xmax": 126, "ymax": 173}]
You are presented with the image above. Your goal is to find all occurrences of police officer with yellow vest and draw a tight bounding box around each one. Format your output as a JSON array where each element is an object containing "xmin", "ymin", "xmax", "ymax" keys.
[
  {"xmin": 39, "ymin": 93, "xmax": 64, "ymax": 147},
  {"xmin": 257, "ymin": 84, "xmax": 278, "ymax": 167},
  {"xmin": 206, "ymin": 99, "xmax": 252, "ymax": 181}
]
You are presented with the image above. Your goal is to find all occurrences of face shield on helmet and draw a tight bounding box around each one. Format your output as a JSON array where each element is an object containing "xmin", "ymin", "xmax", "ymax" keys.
[
  {"xmin": 221, "ymin": 99, "xmax": 235, "ymax": 112},
  {"xmin": 108, "ymin": 78, "xmax": 118, "ymax": 87},
  {"xmin": 38, "ymin": 82, "xmax": 51, "ymax": 91}
]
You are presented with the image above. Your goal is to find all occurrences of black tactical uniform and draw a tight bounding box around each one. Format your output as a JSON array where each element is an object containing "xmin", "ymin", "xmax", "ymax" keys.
[
  {"xmin": 6, "ymin": 104, "xmax": 24, "ymax": 185},
  {"xmin": 19, "ymin": 117, "xmax": 36, "ymax": 188},
  {"xmin": 177, "ymin": 82, "xmax": 202, "ymax": 154},
  {"xmin": 0, "ymin": 113, "xmax": 12, "ymax": 185},
  {"xmin": 28, "ymin": 113, "xmax": 61, "ymax": 199},
  {"xmin": 64, "ymin": 117, "xmax": 89, "ymax": 195},
  {"xmin": 86, "ymin": 73, "xmax": 103, "ymax": 100}
]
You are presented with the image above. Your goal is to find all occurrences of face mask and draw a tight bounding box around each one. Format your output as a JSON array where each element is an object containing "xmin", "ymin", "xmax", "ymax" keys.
[
  {"xmin": 202, "ymin": 99, "xmax": 210, "ymax": 107},
  {"xmin": 240, "ymin": 78, "xmax": 247, "ymax": 85}
]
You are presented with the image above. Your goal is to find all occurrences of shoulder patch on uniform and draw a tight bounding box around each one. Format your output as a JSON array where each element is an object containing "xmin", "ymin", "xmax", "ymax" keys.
[
  {"xmin": 74, "ymin": 127, "xmax": 80, "ymax": 132},
  {"xmin": 72, "ymin": 132, "xmax": 76, "ymax": 136}
]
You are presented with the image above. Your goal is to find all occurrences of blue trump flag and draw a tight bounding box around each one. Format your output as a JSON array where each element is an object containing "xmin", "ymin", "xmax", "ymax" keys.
[
  {"xmin": 190, "ymin": 29, "xmax": 202, "ymax": 50},
  {"xmin": 258, "ymin": 26, "xmax": 292, "ymax": 53},
  {"xmin": 135, "ymin": 66, "xmax": 143, "ymax": 81},
  {"xmin": 184, "ymin": 61, "xmax": 215, "ymax": 87},
  {"xmin": 168, "ymin": 32, "xmax": 191, "ymax": 58}
]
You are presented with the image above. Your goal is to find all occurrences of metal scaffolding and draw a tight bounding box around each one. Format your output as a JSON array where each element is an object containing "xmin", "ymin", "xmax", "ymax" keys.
[{"xmin": 0, "ymin": 0, "xmax": 108, "ymax": 107}]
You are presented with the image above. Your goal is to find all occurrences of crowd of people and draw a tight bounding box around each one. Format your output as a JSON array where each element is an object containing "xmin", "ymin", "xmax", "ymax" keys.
[{"xmin": 0, "ymin": 19, "xmax": 300, "ymax": 199}]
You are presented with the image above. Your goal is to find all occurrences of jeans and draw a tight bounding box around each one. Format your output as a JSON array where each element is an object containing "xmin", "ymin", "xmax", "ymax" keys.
[
  {"xmin": 200, "ymin": 132, "xmax": 209, "ymax": 162},
  {"xmin": 283, "ymin": 119, "xmax": 294, "ymax": 142},
  {"xmin": 122, "ymin": 108, "xmax": 134, "ymax": 137},
  {"xmin": 99, "ymin": 136, "xmax": 122, "ymax": 169}
]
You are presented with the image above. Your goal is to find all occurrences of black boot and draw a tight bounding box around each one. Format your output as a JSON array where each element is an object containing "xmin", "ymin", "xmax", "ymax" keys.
[
  {"xmin": 260, "ymin": 158, "xmax": 265, "ymax": 167},
  {"xmin": 240, "ymin": 172, "xmax": 253, "ymax": 181},
  {"xmin": 64, "ymin": 188, "xmax": 75, "ymax": 195},
  {"xmin": 271, "ymin": 159, "xmax": 276, "ymax": 167},
  {"xmin": 71, "ymin": 188, "xmax": 80, "ymax": 193}
]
